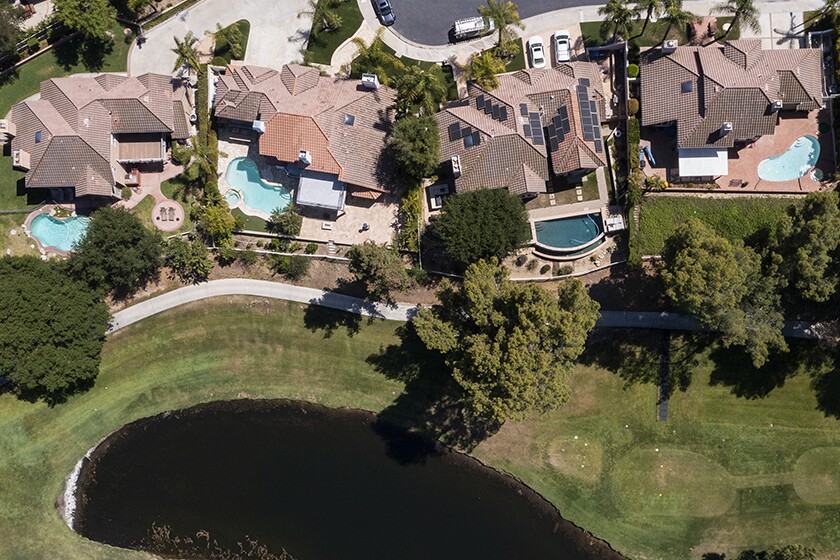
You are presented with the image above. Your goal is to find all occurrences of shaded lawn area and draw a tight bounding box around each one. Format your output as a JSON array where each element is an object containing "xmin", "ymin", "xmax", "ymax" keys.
[
  {"xmin": 212, "ymin": 19, "xmax": 251, "ymax": 66},
  {"xmin": 0, "ymin": 22, "xmax": 130, "ymax": 118},
  {"xmin": 633, "ymin": 195, "xmax": 794, "ymax": 255},
  {"xmin": 0, "ymin": 149, "xmax": 49, "ymax": 211},
  {"xmin": 0, "ymin": 301, "xmax": 839, "ymax": 560},
  {"xmin": 305, "ymin": 0, "xmax": 364, "ymax": 65}
]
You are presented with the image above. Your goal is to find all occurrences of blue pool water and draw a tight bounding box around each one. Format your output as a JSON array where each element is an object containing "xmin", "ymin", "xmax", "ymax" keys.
[
  {"xmin": 224, "ymin": 189, "xmax": 242, "ymax": 207},
  {"xmin": 534, "ymin": 213, "xmax": 604, "ymax": 250},
  {"xmin": 757, "ymin": 135, "xmax": 820, "ymax": 182},
  {"xmin": 225, "ymin": 157, "xmax": 291, "ymax": 214},
  {"xmin": 30, "ymin": 214, "xmax": 90, "ymax": 252}
]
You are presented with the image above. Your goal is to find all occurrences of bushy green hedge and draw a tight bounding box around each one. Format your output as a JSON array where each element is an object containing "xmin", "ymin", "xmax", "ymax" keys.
[
  {"xmin": 396, "ymin": 182, "xmax": 423, "ymax": 252},
  {"xmin": 628, "ymin": 117, "xmax": 640, "ymax": 172}
]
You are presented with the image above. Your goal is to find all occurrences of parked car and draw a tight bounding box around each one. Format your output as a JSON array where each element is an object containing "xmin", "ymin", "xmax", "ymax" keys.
[
  {"xmin": 452, "ymin": 16, "xmax": 495, "ymax": 41},
  {"xmin": 528, "ymin": 36, "xmax": 546, "ymax": 69},
  {"xmin": 374, "ymin": 0, "xmax": 395, "ymax": 26},
  {"xmin": 554, "ymin": 30, "xmax": 571, "ymax": 64}
]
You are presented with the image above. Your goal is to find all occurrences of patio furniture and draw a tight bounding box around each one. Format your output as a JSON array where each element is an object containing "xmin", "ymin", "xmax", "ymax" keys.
[
  {"xmin": 160, "ymin": 208, "xmax": 167, "ymax": 221},
  {"xmin": 168, "ymin": 207, "xmax": 175, "ymax": 221},
  {"xmin": 728, "ymin": 179, "xmax": 744, "ymax": 188}
]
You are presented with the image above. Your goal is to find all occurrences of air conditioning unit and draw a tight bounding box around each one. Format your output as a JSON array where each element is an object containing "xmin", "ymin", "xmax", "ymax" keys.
[
  {"xmin": 662, "ymin": 40, "xmax": 678, "ymax": 54},
  {"xmin": 451, "ymin": 155, "xmax": 461, "ymax": 178},
  {"xmin": 361, "ymin": 74, "xmax": 380, "ymax": 90},
  {"xmin": 771, "ymin": 99, "xmax": 783, "ymax": 112},
  {"xmin": 721, "ymin": 122, "xmax": 733, "ymax": 135},
  {"xmin": 299, "ymin": 150, "xmax": 312, "ymax": 166}
]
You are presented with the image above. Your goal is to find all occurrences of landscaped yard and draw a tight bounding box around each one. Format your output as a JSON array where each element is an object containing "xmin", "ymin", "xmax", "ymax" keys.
[
  {"xmin": 632, "ymin": 195, "xmax": 795, "ymax": 256},
  {"xmin": 0, "ymin": 299, "xmax": 838, "ymax": 559},
  {"xmin": 304, "ymin": 0, "xmax": 364, "ymax": 65},
  {"xmin": 580, "ymin": 16, "xmax": 739, "ymax": 49},
  {"xmin": 212, "ymin": 19, "xmax": 251, "ymax": 66}
]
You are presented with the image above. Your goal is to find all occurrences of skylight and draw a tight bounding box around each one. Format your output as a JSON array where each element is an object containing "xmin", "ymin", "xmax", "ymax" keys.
[
  {"xmin": 681, "ymin": 81, "xmax": 693, "ymax": 93},
  {"xmin": 343, "ymin": 113, "xmax": 355, "ymax": 126}
]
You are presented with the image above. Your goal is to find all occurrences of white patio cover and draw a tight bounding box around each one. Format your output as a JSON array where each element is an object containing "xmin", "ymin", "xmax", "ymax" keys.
[
  {"xmin": 677, "ymin": 148, "xmax": 729, "ymax": 177},
  {"xmin": 296, "ymin": 169, "xmax": 346, "ymax": 211}
]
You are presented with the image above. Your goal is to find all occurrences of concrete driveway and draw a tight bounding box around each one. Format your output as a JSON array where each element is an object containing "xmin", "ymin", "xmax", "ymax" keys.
[{"xmin": 129, "ymin": 0, "xmax": 312, "ymax": 76}]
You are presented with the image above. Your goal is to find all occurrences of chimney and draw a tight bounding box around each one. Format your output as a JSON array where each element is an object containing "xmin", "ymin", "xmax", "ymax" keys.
[
  {"xmin": 771, "ymin": 99, "xmax": 783, "ymax": 112},
  {"xmin": 299, "ymin": 150, "xmax": 312, "ymax": 166},
  {"xmin": 361, "ymin": 73, "xmax": 380, "ymax": 90},
  {"xmin": 721, "ymin": 122, "xmax": 733, "ymax": 135},
  {"xmin": 662, "ymin": 40, "xmax": 678, "ymax": 54},
  {"xmin": 451, "ymin": 155, "xmax": 461, "ymax": 178}
]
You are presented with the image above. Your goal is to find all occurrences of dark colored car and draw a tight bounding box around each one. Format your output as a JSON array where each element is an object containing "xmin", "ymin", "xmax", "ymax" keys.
[{"xmin": 374, "ymin": 0, "xmax": 395, "ymax": 26}]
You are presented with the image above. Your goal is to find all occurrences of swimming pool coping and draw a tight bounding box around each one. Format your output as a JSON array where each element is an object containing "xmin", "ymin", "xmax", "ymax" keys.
[{"xmin": 529, "ymin": 207, "xmax": 608, "ymax": 257}]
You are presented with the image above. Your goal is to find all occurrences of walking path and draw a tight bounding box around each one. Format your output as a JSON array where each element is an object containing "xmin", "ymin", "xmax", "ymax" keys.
[{"xmin": 108, "ymin": 278, "xmax": 825, "ymax": 340}]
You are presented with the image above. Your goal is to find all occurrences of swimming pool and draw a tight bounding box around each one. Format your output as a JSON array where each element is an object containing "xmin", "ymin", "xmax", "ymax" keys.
[
  {"xmin": 224, "ymin": 157, "xmax": 291, "ymax": 215},
  {"xmin": 224, "ymin": 189, "xmax": 242, "ymax": 208},
  {"xmin": 30, "ymin": 214, "xmax": 90, "ymax": 252},
  {"xmin": 534, "ymin": 213, "xmax": 604, "ymax": 252},
  {"xmin": 757, "ymin": 135, "xmax": 820, "ymax": 182}
]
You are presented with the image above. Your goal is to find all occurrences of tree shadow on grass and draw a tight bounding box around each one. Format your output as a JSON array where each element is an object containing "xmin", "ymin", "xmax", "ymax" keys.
[
  {"xmin": 302, "ymin": 303, "xmax": 364, "ymax": 338},
  {"xmin": 708, "ymin": 339, "xmax": 833, "ymax": 399},
  {"xmin": 52, "ymin": 35, "xmax": 114, "ymax": 72},
  {"xmin": 811, "ymin": 351, "xmax": 840, "ymax": 418},
  {"xmin": 366, "ymin": 323, "xmax": 501, "ymax": 464}
]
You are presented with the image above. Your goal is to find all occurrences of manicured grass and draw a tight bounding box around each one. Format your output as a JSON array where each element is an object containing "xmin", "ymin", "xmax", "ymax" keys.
[
  {"xmin": 0, "ymin": 151, "xmax": 48, "ymax": 211},
  {"xmin": 0, "ymin": 22, "xmax": 130, "ymax": 119},
  {"xmin": 305, "ymin": 0, "xmax": 364, "ymax": 65},
  {"xmin": 0, "ymin": 214, "xmax": 39, "ymax": 256},
  {"xmin": 1, "ymin": 302, "xmax": 839, "ymax": 560},
  {"xmin": 128, "ymin": 194, "xmax": 156, "ymax": 230},
  {"xmin": 581, "ymin": 19, "xmax": 689, "ymax": 48},
  {"xmin": 212, "ymin": 20, "xmax": 251, "ymax": 66},
  {"xmin": 232, "ymin": 207, "xmax": 268, "ymax": 232},
  {"xmin": 633, "ymin": 195, "xmax": 795, "ymax": 255}
]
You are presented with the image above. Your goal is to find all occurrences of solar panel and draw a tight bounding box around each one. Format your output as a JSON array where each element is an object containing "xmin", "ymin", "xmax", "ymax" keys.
[
  {"xmin": 547, "ymin": 125, "xmax": 557, "ymax": 140},
  {"xmin": 533, "ymin": 135, "xmax": 544, "ymax": 146},
  {"xmin": 492, "ymin": 105, "xmax": 500, "ymax": 119},
  {"xmin": 583, "ymin": 129, "xmax": 594, "ymax": 141},
  {"xmin": 530, "ymin": 115, "xmax": 541, "ymax": 128},
  {"xmin": 594, "ymin": 126, "xmax": 601, "ymax": 139},
  {"xmin": 594, "ymin": 138, "xmax": 603, "ymax": 153},
  {"xmin": 460, "ymin": 126, "xmax": 473, "ymax": 139},
  {"xmin": 558, "ymin": 106, "xmax": 568, "ymax": 120},
  {"xmin": 499, "ymin": 106, "xmax": 507, "ymax": 121},
  {"xmin": 550, "ymin": 138, "xmax": 559, "ymax": 151},
  {"xmin": 561, "ymin": 118, "xmax": 570, "ymax": 133},
  {"xmin": 472, "ymin": 131, "xmax": 481, "ymax": 145},
  {"xmin": 590, "ymin": 100, "xmax": 598, "ymax": 117},
  {"xmin": 581, "ymin": 115, "xmax": 591, "ymax": 128},
  {"xmin": 523, "ymin": 124, "xmax": 531, "ymax": 137},
  {"xmin": 520, "ymin": 103, "xmax": 529, "ymax": 117},
  {"xmin": 476, "ymin": 95, "xmax": 485, "ymax": 109},
  {"xmin": 552, "ymin": 116, "xmax": 562, "ymax": 128},
  {"xmin": 463, "ymin": 134, "xmax": 474, "ymax": 148},
  {"xmin": 448, "ymin": 122, "xmax": 460, "ymax": 142},
  {"xmin": 556, "ymin": 127, "xmax": 565, "ymax": 142},
  {"xmin": 580, "ymin": 78, "xmax": 590, "ymax": 87},
  {"xmin": 484, "ymin": 103, "xmax": 493, "ymax": 115}
]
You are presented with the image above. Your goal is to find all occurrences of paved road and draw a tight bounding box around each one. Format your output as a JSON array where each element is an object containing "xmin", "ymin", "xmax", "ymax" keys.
[
  {"xmin": 108, "ymin": 278, "xmax": 823, "ymax": 340},
  {"xmin": 129, "ymin": 0, "xmax": 311, "ymax": 76}
]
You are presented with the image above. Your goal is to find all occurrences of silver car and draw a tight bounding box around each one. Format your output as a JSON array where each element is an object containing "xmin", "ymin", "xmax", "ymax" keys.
[{"xmin": 375, "ymin": 0, "xmax": 395, "ymax": 26}]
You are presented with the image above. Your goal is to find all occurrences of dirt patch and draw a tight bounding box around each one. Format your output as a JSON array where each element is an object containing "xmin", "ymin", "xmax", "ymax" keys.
[{"xmin": 547, "ymin": 438, "xmax": 604, "ymax": 485}]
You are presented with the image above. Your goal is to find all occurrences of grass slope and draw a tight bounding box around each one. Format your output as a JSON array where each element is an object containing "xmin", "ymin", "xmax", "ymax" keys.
[
  {"xmin": 0, "ymin": 302, "xmax": 838, "ymax": 560},
  {"xmin": 633, "ymin": 195, "xmax": 794, "ymax": 255}
]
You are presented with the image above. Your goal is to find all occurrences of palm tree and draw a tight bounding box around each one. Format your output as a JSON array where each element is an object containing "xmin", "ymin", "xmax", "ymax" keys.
[
  {"xmin": 598, "ymin": 0, "xmax": 635, "ymax": 42},
  {"xmin": 394, "ymin": 65, "xmax": 447, "ymax": 115},
  {"xmin": 659, "ymin": 0, "xmax": 698, "ymax": 43},
  {"xmin": 477, "ymin": 0, "xmax": 525, "ymax": 56},
  {"xmin": 351, "ymin": 30, "xmax": 404, "ymax": 87},
  {"xmin": 713, "ymin": 0, "xmax": 761, "ymax": 40},
  {"xmin": 465, "ymin": 51, "xmax": 506, "ymax": 90},
  {"xmin": 630, "ymin": 0, "xmax": 663, "ymax": 42},
  {"xmin": 308, "ymin": 0, "xmax": 344, "ymax": 38},
  {"xmin": 171, "ymin": 32, "xmax": 200, "ymax": 73}
]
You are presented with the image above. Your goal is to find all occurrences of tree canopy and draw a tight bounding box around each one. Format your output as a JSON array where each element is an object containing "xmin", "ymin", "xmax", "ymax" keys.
[
  {"xmin": 165, "ymin": 237, "xmax": 212, "ymax": 284},
  {"xmin": 734, "ymin": 545, "xmax": 816, "ymax": 560},
  {"xmin": 0, "ymin": 256, "xmax": 109, "ymax": 404},
  {"xmin": 0, "ymin": 3, "xmax": 24, "ymax": 60},
  {"xmin": 661, "ymin": 219, "xmax": 786, "ymax": 367},
  {"xmin": 598, "ymin": 0, "xmax": 635, "ymax": 41},
  {"xmin": 66, "ymin": 207, "xmax": 163, "ymax": 300},
  {"xmin": 347, "ymin": 241, "xmax": 410, "ymax": 303},
  {"xmin": 413, "ymin": 259, "xmax": 600, "ymax": 424},
  {"xmin": 390, "ymin": 115, "xmax": 440, "ymax": 180},
  {"xmin": 393, "ymin": 65, "xmax": 447, "ymax": 116},
  {"xmin": 434, "ymin": 189, "xmax": 531, "ymax": 265},
  {"xmin": 54, "ymin": 0, "xmax": 116, "ymax": 40},
  {"xmin": 466, "ymin": 51, "xmax": 506, "ymax": 90},
  {"xmin": 267, "ymin": 204, "xmax": 303, "ymax": 237},
  {"xmin": 477, "ymin": 0, "xmax": 524, "ymax": 56},
  {"xmin": 172, "ymin": 32, "xmax": 200, "ymax": 72}
]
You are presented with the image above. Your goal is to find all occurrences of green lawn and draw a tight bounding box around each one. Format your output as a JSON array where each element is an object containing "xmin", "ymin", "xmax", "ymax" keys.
[
  {"xmin": 581, "ymin": 19, "xmax": 690, "ymax": 48},
  {"xmin": 232, "ymin": 207, "xmax": 268, "ymax": 232},
  {"xmin": 212, "ymin": 20, "xmax": 251, "ymax": 65},
  {"xmin": 0, "ymin": 22, "xmax": 130, "ymax": 119},
  {"xmin": 129, "ymin": 192, "xmax": 194, "ymax": 235},
  {"xmin": 0, "ymin": 150, "xmax": 49, "ymax": 211},
  {"xmin": 1, "ymin": 300, "xmax": 839, "ymax": 559},
  {"xmin": 304, "ymin": 0, "xmax": 364, "ymax": 65},
  {"xmin": 633, "ymin": 196, "xmax": 795, "ymax": 255}
]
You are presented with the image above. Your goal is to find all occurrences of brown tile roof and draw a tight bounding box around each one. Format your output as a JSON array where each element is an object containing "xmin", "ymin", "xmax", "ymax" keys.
[
  {"xmin": 171, "ymin": 100, "xmax": 191, "ymax": 140},
  {"xmin": 27, "ymin": 136, "xmax": 113, "ymax": 197},
  {"xmin": 260, "ymin": 113, "xmax": 341, "ymax": 176},
  {"xmin": 99, "ymin": 98, "xmax": 170, "ymax": 133},
  {"xmin": 214, "ymin": 64, "xmax": 290, "ymax": 122},
  {"xmin": 436, "ymin": 63, "xmax": 605, "ymax": 195},
  {"xmin": 641, "ymin": 41, "xmax": 822, "ymax": 148}
]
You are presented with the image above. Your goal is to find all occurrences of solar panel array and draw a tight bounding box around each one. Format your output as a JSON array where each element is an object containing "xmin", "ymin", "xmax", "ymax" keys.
[
  {"xmin": 546, "ymin": 105, "xmax": 571, "ymax": 152},
  {"xmin": 576, "ymin": 79, "xmax": 603, "ymax": 153},
  {"xmin": 523, "ymin": 109, "xmax": 544, "ymax": 146},
  {"xmin": 476, "ymin": 94, "xmax": 508, "ymax": 122},
  {"xmin": 447, "ymin": 120, "xmax": 482, "ymax": 149}
]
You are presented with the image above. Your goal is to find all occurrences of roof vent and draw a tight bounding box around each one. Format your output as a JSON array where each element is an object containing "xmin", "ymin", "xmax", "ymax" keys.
[
  {"xmin": 771, "ymin": 99, "xmax": 783, "ymax": 112},
  {"xmin": 451, "ymin": 155, "xmax": 461, "ymax": 178},
  {"xmin": 299, "ymin": 150, "xmax": 312, "ymax": 166},
  {"xmin": 721, "ymin": 122, "xmax": 733, "ymax": 135},
  {"xmin": 662, "ymin": 40, "xmax": 678, "ymax": 54},
  {"xmin": 361, "ymin": 74, "xmax": 380, "ymax": 90}
]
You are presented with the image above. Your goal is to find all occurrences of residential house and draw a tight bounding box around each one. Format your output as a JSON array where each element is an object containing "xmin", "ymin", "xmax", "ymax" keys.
[
  {"xmin": 213, "ymin": 64, "xmax": 397, "ymax": 214},
  {"xmin": 5, "ymin": 73, "xmax": 191, "ymax": 204},
  {"xmin": 435, "ymin": 63, "xmax": 607, "ymax": 198},
  {"xmin": 640, "ymin": 39, "xmax": 822, "ymax": 180}
]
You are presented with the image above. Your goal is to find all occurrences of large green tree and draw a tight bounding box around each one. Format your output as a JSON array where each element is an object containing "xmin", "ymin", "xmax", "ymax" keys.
[
  {"xmin": 351, "ymin": 30, "xmax": 404, "ymax": 87},
  {"xmin": 0, "ymin": 3, "xmax": 24, "ymax": 60},
  {"xmin": 714, "ymin": 0, "xmax": 762, "ymax": 40},
  {"xmin": 194, "ymin": 203, "xmax": 238, "ymax": 245},
  {"xmin": 0, "ymin": 256, "xmax": 109, "ymax": 404},
  {"xmin": 598, "ymin": 0, "xmax": 635, "ymax": 41},
  {"xmin": 661, "ymin": 219, "xmax": 786, "ymax": 367},
  {"xmin": 67, "ymin": 207, "xmax": 163, "ymax": 300},
  {"xmin": 172, "ymin": 32, "xmax": 200, "ymax": 72},
  {"xmin": 267, "ymin": 204, "xmax": 303, "ymax": 237},
  {"xmin": 165, "ymin": 237, "xmax": 212, "ymax": 283},
  {"xmin": 434, "ymin": 189, "xmax": 530, "ymax": 265},
  {"xmin": 659, "ymin": 0, "xmax": 698, "ymax": 42},
  {"xmin": 477, "ymin": 0, "xmax": 524, "ymax": 58},
  {"xmin": 393, "ymin": 65, "xmax": 447, "ymax": 115},
  {"xmin": 347, "ymin": 241, "xmax": 410, "ymax": 303},
  {"xmin": 54, "ymin": 0, "xmax": 116, "ymax": 40},
  {"xmin": 465, "ymin": 50, "xmax": 506, "ymax": 90},
  {"xmin": 390, "ymin": 115, "xmax": 440, "ymax": 180},
  {"xmin": 773, "ymin": 191, "xmax": 840, "ymax": 303},
  {"xmin": 413, "ymin": 259, "xmax": 600, "ymax": 424},
  {"xmin": 308, "ymin": 0, "xmax": 346, "ymax": 37}
]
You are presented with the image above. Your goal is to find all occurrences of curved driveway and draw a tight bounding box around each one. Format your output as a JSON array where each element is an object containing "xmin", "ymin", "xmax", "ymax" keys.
[{"xmin": 108, "ymin": 278, "xmax": 822, "ymax": 340}]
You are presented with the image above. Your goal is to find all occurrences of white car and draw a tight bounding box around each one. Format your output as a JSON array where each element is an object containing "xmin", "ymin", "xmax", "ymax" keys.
[
  {"xmin": 528, "ymin": 36, "xmax": 546, "ymax": 69},
  {"xmin": 554, "ymin": 30, "xmax": 571, "ymax": 64}
]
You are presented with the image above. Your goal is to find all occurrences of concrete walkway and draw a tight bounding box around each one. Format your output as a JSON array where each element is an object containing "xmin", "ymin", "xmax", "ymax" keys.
[
  {"xmin": 129, "ymin": 0, "xmax": 311, "ymax": 76},
  {"xmin": 108, "ymin": 278, "xmax": 825, "ymax": 340}
]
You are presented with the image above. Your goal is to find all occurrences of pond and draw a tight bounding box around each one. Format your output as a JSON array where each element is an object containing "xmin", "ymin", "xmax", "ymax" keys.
[{"xmin": 73, "ymin": 399, "xmax": 623, "ymax": 560}]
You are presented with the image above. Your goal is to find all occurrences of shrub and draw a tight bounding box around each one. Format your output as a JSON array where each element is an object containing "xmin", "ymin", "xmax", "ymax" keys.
[
  {"xmin": 396, "ymin": 182, "xmax": 423, "ymax": 252},
  {"xmin": 555, "ymin": 264, "xmax": 573, "ymax": 276},
  {"xmin": 304, "ymin": 243, "xmax": 318, "ymax": 254},
  {"xmin": 171, "ymin": 141, "xmax": 192, "ymax": 166},
  {"xmin": 515, "ymin": 254, "xmax": 528, "ymax": 267},
  {"xmin": 540, "ymin": 264, "xmax": 550, "ymax": 274},
  {"xmin": 627, "ymin": 170, "xmax": 644, "ymax": 206},
  {"xmin": 627, "ymin": 98, "xmax": 639, "ymax": 115},
  {"xmin": 267, "ymin": 204, "xmax": 302, "ymax": 236},
  {"xmin": 627, "ymin": 63, "xmax": 639, "ymax": 78},
  {"xmin": 526, "ymin": 259, "xmax": 538, "ymax": 271},
  {"xmin": 347, "ymin": 241, "xmax": 411, "ymax": 302},
  {"xmin": 121, "ymin": 186, "xmax": 132, "ymax": 201},
  {"xmin": 408, "ymin": 266, "xmax": 431, "ymax": 286},
  {"xmin": 237, "ymin": 249, "xmax": 259, "ymax": 267},
  {"xmin": 165, "ymin": 237, "xmax": 212, "ymax": 283},
  {"xmin": 288, "ymin": 242, "xmax": 302, "ymax": 253},
  {"xmin": 270, "ymin": 254, "xmax": 310, "ymax": 280},
  {"xmin": 215, "ymin": 244, "xmax": 237, "ymax": 266},
  {"xmin": 28, "ymin": 38, "xmax": 40, "ymax": 54},
  {"xmin": 256, "ymin": 240, "xmax": 264, "ymax": 248},
  {"xmin": 268, "ymin": 238, "xmax": 290, "ymax": 252}
]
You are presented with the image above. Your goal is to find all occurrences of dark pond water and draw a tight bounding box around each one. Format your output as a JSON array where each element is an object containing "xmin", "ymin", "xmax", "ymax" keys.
[{"xmin": 74, "ymin": 399, "xmax": 624, "ymax": 560}]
